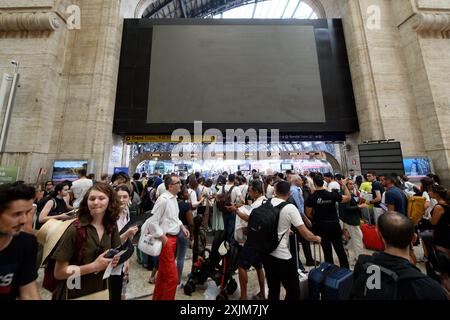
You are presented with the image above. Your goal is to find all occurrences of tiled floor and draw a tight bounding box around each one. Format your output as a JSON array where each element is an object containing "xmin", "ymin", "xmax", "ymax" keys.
[{"xmin": 37, "ymin": 242, "xmax": 426, "ymax": 300}]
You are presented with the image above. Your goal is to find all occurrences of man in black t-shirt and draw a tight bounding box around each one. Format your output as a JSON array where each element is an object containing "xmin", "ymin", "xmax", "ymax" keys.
[
  {"xmin": 0, "ymin": 183, "xmax": 40, "ymax": 300},
  {"xmin": 366, "ymin": 171, "xmax": 384, "ymax": 224},
  {"xmin": 306, "ymin": 176, "xmax": 351, "ymax": 269}
]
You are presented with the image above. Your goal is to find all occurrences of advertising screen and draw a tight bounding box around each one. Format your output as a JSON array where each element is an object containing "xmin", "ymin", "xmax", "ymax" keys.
[
  {"xmin": 281, "ymin": 163, "xmax": 293, "ymax": 171},
  {"xmin": 52, "ymin": 160, "xmax": 88, "ymax": 182},
  {"xmin": 403, "ymin": 157, "xmax": 432, "ymax": 178},
  {"xmin": 114, "ymin": 167, "xmax": 129, "ymax": 175},
  {"xmin": 238, "ymin": 164, "xmax": 251, "ymax": 171}
]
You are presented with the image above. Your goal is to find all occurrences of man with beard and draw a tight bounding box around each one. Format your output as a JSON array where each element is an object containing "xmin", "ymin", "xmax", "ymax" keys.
[{"xmin": 0, "ymin": 182, "xmax": 40, "ymax": 300}]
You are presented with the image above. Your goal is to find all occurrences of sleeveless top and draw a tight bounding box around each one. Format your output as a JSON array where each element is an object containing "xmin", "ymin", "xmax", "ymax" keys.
[
  {"xmin": 48, "ymin": 197, "xmax": 69, "ymax": 216},
  {"xmin": 432, "ymin": 204, "xmax": 450, "ymax": 250}
]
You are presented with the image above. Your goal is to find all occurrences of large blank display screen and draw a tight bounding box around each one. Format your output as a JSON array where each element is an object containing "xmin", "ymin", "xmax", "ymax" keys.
[
  {"xmin": 147, "ymin": 25, "xmax": 325, "ymax": 123},
  {"xmin": 114, "ymin": 19, "xmax": 359, "ymax": 135}
]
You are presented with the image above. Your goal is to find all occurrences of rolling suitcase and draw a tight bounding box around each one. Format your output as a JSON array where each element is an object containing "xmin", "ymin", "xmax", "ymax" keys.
[
  {"xmin": 361, "ymin": 210, "xmax": 385, "ymax": 251},
  {"xmin": 308, "ymin": 244, "xmax": 353, "ymax": 300},
  {"xmin": 293, "ymin": 233, "xmax": 309, "ymax": 300}
]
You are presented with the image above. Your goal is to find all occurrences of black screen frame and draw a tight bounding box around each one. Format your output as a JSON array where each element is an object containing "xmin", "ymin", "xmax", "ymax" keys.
[{"xmin": 114, "ymin": 19, "xmax": 359, "ymax": 135}]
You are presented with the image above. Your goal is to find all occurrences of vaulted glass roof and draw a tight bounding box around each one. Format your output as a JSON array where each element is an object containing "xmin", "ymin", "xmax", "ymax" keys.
[
  {"xmin": 142, "ymin": 0, "xmax": 318, "ymax": 19},
  {"xmin": 209, "ymin": 0, "xmax": 318, "ymax": 19}
]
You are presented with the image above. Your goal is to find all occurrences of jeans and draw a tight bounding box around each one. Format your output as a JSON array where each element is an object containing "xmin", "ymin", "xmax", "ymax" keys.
[
  {"xmin": 314, "ymin": 221, "xmax": 349, "ymax": 269},
  {"xmin": 176, "ymin": 229, "xmax": 189, "ymax": 284},
  {"xmin": 289, "ymin": 233, "xmax": 305, "ymax": 270},
  {"xmin": 222, "ymin": 212, "xmax": 236, "ymax": 242},
  {"xmin": 298, "ymin": 232, "xmax": 314, "ymax": 263},
  {"xmin": 262, "ymin": 254, "xmax": 300, "ymax": 300}
]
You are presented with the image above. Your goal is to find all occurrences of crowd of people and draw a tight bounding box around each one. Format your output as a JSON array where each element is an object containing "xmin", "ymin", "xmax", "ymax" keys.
[{"xmin": 0, "ymin": 167, "xmax": 449, "ymax": 300}]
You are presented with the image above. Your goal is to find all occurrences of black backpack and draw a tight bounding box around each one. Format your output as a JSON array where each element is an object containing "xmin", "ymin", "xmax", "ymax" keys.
[
  {"xmin": 246, "ymin": 199, "xmax": 289, "ymax": 254},
  {"xmin": 140, "ymin": 186, "xmax": 154, "ymax": 213},
  {"xmin": 351, "ymin": 255, "xmax": 427, "ymax": 300}
]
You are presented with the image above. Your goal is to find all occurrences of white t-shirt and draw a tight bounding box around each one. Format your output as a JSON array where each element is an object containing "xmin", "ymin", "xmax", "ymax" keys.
[
  {"xmin": 198, "ymin": 186, "xmax": 212, "ymax": 206},
  {"xmin": 270, "ymin": 197, "xmax": 304, "ymax": 260},
  {"xmin": 266, "ymin": 184, "xmax": 274, "ymax": 198},
  {"xmin": 251, "ymin": 196, "xmax": 266, "ymax": 211},
  {"xmin": 239, "ymin": 184, "xmax": 248, "ymax": 199},
  {"xmin": 188, "ymin": 188, "xmax": 199, "ymax": 216},
  {"xmin": 116, "ymin": 207, "xmax": 130, "ymax": 232},
  {"xmin": 235, "ymin": 196, "xmax": 267, "ymax": 243},
  {"xmin": 327, "ymin": 181, "xmax": 341, "ymax": 192},
  {"xmin": 422, "ymin": 191, "xmax": 437, "ymax": 219},
  {"xmin": 112, "ymin": 207, "xmax": 130, "ymax": 276},
  {"xmin": 155, "ymin": 183, "xmax": 166, "ymax": 198},
  {"xmin": 217, "ymin": 184, "xmax": 242, "ymax": 204},
  {"xmin": 71, "ymin": 178, "xmax": 93, "ymax": 208}
]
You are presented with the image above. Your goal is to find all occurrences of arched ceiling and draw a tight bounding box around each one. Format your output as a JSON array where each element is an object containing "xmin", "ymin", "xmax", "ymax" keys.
[{"xmin": 137, "ymin": 0, "xmax": 325, "ymax": 19}]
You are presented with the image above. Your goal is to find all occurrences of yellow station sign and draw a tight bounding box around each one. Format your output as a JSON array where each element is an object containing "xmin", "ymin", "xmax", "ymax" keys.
[{"xmin": 124, "ymin": 135, "xmax": 217, "ymax": 143}]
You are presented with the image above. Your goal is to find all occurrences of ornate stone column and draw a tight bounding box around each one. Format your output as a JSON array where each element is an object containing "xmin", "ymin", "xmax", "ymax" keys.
[
  {"xmin": 0, "ymin": 1, "xmax": 73, "ymax": 182},
  {"xmin": 393, "ymin": 0, "xmax": 450, "ymax": 184},
  {"xmin": 0, "ymin": 12, "xmax": 61, "ymax": 31},
  {"xmin": 413, "ymin": 12, "xmax": 450, "ymax": 38}
]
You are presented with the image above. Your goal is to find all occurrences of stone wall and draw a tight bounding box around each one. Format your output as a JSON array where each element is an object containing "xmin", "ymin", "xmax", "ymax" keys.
[
  {"xmin": 393, "ymin": 0, "xmax": 450, "ymax": 184},
  {"xmin": 323, "ymin": 0, "xmax": 450, "ymax": 184},
  {"xmin": 52, "ymin": 0, "xmax": 124, "ymax": 178},
  {"xmin": 0, "ymin": 0, "xmax": 128, "ymax": 181},
  {"xmin": 0, "ymin": 0, "xmax": 74, "ymax": 182}
]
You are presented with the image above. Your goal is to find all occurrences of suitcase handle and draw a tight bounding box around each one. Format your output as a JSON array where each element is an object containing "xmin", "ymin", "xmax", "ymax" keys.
[
  {"xmin": 294, "ymin": 232, "xmax": 301, "ymax": 274},
  {"xmin": 313, "ymin": 242, "xmax": 322, "ymax": 265}
]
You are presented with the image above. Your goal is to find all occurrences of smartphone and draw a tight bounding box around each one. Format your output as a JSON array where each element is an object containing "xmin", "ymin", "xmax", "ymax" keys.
[
  {"xmin": 104, "ymin": 248, "xmax": 119, "ymax": 259},
  {"xmin": 65, "ymin": 210, "xmax": 77, "ymax": 217}
]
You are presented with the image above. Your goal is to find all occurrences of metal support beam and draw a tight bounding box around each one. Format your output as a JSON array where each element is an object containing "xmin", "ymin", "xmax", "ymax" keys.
[
  {"xmin": 291, "ymin": 0, "xmax": 302, "ymax": 18},
  {"xmin": 281, "ymin": 0, "xmax": 291, "ymax": 18},
  {"xmin": 251, "ymin": 0, "xmax": 258, "ymax": 19},
  {"xmin": 142, "ymin": 0, "xmax": 173, "ymax": 18},
  {"xmin": 179, "ymin": 0, "xmax": 188, "ymax": 17},
  {"xmin": 265, "ymin": 0, "xmax": 273, "ymax": 18}
]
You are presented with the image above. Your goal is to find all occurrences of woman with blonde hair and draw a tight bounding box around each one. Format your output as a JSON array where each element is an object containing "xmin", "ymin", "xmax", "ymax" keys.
[{"xmin": 340, "ymin": 180, "xmax": 365, "ymax": 265}]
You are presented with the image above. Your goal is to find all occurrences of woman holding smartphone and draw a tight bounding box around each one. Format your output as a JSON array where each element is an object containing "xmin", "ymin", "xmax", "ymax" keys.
[{"xmin": 51, "ymin": 183, "xmax": 122, "ymax": 300}]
